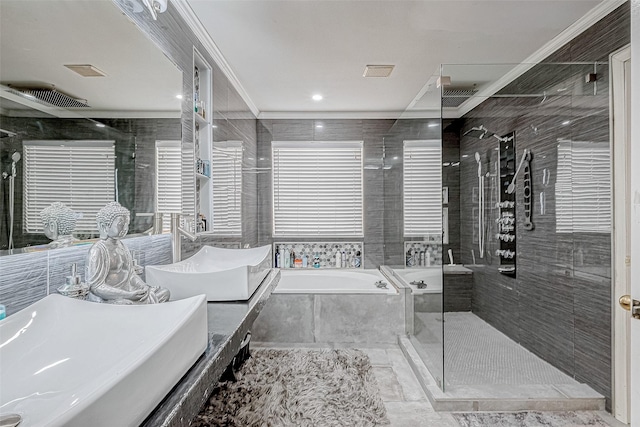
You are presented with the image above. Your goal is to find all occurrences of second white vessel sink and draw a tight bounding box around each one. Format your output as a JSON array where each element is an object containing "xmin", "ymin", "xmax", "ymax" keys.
[{"xmin": 146, "ymin": 245, "xmax": 272, "ymax": 301}]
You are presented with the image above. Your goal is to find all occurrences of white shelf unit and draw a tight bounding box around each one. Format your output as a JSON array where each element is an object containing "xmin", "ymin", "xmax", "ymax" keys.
[{"xmin": 193, "ymin": 49, "xmax": 212, "ymax": 233}]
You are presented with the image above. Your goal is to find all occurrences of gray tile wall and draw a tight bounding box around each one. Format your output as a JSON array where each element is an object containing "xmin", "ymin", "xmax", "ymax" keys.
[
  {"xmin": 0, "ymin": 234, "xmax": 172, "ymax": 316},
  {"xmin": 257, "ymin": 118, "xmax": 455, "ymax": 268},
  {"xmin": 457, "ymin": 3, "xmax": 630, "ymax": 407},
  {"xmin": 0, "ymin": 116, "xmax": 179, "ymax": 248}
]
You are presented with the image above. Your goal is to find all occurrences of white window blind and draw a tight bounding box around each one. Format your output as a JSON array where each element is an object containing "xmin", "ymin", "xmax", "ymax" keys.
[
  {"xmin": 23, "ymin": 140, "xmax": 115, "ymax": 234},
  {"xmin": 156, "ymin": 140, "xmax": 182, "ymax": 232},
  {"xmin": 403, "ymin": 140, "xmax": 442, "ymax": 237},
  {"xmin": 212, "ymin": 141, "xmax": 242, "ymax": 236},
  {"xmin": 556, "ymin": 140, "xmax": 611, "ymax": 233},
  {"xmin": 272, "ymin": 141, "xmax": 363, "ymax": 237}
]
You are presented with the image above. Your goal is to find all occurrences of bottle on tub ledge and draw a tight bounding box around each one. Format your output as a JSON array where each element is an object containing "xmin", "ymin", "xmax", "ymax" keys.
[
  {"xmin": 302, "ymin": 254, "xmax": 308, "ymax": 268},
  {"xmin": 313, "ymin": 253, "xmax": 321, "ymax": 268},
  {"xmin": 335, "ymin": 249, "xmax": 342, "ymax": 268},
  {"xmin": 353, "ymin": 251, "xmax": 361, "ymax": 268},
  {"xmin": 274, "ymin": 246, "xmax": 280, "ymax": 268},
  {"xmin": 284, "ymin": 248, "xmax": 291, "ymax": 268}
]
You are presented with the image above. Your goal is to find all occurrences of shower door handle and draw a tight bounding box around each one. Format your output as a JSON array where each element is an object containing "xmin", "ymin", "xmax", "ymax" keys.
[{"xmin": 618, "ymin": 295, "xmax": 640, "ymax": 319}]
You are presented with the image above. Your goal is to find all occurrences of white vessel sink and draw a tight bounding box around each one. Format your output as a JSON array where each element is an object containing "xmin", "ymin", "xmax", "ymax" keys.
[
  {"xmin": 0, "ymin": 293, "xmax": 207, "ymax": 427},
  {"xmin": 146, "ymin": 245, "xmax": 272, "ymax": 301}
]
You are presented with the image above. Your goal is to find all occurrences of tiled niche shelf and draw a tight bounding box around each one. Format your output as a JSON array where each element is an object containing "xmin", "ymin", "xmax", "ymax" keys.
[{"xmin": 273, "ymin": 242, "xmax": 363, "ymax": 269}]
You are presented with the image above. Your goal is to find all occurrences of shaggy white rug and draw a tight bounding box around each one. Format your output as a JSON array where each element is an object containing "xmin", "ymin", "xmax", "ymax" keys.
[{"xmin": 193, "ymin": 348, "xmax": 390, "ymax": 427}]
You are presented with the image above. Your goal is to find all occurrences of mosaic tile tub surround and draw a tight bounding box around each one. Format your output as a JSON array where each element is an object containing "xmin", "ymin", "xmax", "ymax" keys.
[
  {"xmin": 273, "ymin": 242, "xmax": 363, "ymax": 269},
  {"xmin": 404, "ymin": 241, "xmax": 443, "ymax": 267}
]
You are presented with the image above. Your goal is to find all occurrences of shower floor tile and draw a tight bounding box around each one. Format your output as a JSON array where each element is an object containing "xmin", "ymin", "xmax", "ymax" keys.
[
  {"xmin": 417, "ymin": 311, "xmax": 582, "ymax": 386},
  {"xmin": 402, "ymin": 312, "xmax": 606, "ymax": 413}
]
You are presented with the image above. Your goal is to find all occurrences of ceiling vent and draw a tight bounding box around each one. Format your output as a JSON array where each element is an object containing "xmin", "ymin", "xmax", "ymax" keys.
[
  {"xmin": 442, "ymin": 88, "xmax": 478, "ymax": 108},
  {"xmin": 363, "ymin": 65, "xmax": 395, "ymax": 78},
  {"xmin": 7, "ymin": 85, "xmax": 90, "ymax": 108},
  {"xmin": 64, "ymin": 64, "xmax": 107, "ymax": 77}
]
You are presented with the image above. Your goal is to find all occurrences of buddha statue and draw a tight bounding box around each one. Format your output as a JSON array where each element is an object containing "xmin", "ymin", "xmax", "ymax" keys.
[
  {"xmin": 86, "ymin": 201, "xmax": 170, "ymax": 304},
  {"xmin": 40, "ymin": 202, "xmax": 78, "ymax": 249}
]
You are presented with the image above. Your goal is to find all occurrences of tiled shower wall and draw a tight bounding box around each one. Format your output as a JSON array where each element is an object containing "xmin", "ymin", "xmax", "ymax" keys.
[
  {"xmin": 457, "ymin": 3, "xmax": 629, "ymax": 407},
  {"xmin": 256, "ymin": 119, "xmax": 456, "ymax": 268}
]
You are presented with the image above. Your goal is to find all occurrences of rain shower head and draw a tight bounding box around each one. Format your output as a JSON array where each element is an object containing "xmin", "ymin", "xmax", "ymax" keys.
[{"xmin": 463, "ymin": 125, "xmax": 494, "ymax": 140}]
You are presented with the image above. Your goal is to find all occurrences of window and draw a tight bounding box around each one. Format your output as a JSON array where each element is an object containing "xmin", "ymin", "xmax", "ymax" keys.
[
  {"xmin": 212, "ymin": 141, "xmax": 243, "ymax": 236},
  {"xmin": 272, "ymin": 141, "xmax": 363, "ymax": 237},
  {"xmin": 556, "ymin": 140, "xmax": 611, "ymax": 233},
  {"xmin": 403, "ymin": 140, "xmax": 442, "ymax": 237},
  {"xmin": 155, "ymin": 140, "xmax": 182, "ymax": 232},
  {"xmin": 23, "ymin": 140, "xmax": 115, "ymax": 234}
]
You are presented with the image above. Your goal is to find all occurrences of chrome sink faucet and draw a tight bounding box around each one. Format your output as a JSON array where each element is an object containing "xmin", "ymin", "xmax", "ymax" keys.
[{"xmin": 171, "ymin": 213, "xmax": 198, "ymax": 263}]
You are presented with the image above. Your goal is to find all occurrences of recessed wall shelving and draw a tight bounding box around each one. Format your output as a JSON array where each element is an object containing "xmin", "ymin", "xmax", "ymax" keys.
[{"xmin": 193, "ymin": 48, "xmax": 212, "ymax": 233}]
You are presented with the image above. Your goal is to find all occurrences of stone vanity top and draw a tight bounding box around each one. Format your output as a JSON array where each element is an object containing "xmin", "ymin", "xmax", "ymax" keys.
[{"xmin": 141, "ymin": 268, "xmax": 281, "ymax": 427}]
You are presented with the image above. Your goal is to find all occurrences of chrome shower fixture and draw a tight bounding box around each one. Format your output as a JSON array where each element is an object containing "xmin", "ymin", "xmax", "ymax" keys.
[
  {"xmin": 463, "ymin": 125, "xmax": 512, "ymax": 143},
  {"xmin": 464, "ymin": 125, "xmax": 494, "ymax": 140},
  {"xmin": 0, "ymin": 128, "xmax": 17, "ymax": 138}
]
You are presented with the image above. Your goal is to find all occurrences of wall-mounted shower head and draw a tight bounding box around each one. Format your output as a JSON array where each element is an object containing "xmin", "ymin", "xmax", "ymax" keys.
[
  {"xmin": 464, "ymin": 125, "xmax": 494, "ymax": 140},
  {"xmin": 11, "ymin": 152, "xmax": 21, "ymax": 163},
  {"xmin": 0, "ymin": 128, "xmax": 17, "ymax": 138}
]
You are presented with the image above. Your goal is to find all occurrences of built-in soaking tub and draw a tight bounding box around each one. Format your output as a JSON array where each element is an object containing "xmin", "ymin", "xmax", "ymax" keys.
[
  {"xmin": 253, "ymin": 269, "xmax": 404, "ymax": 344},
  {"xmin": 0, "ymin": 294, "xmax": 207, "ymax": 427},
  {"xmin": 390, "ymin": 267, "xmax": 443, "ymax": 295},
  {"xmin": 276, "ymin": 269, "xmax": 398, "ymax": 294}
]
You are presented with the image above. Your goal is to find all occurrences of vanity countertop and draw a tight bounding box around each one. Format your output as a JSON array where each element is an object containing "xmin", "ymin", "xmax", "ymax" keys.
[{"xmin": 141, "ymin": 268, "xmax": 281, "ymax": 427}]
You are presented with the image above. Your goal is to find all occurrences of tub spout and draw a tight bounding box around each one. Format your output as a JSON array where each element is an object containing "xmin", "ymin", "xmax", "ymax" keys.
[{"xmin": 171, "ymin": 213, "xmax": 198, "ymax": 263}]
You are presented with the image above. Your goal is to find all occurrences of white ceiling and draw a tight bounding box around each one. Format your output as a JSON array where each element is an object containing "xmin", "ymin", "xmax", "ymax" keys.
[
  {"xmin": 0, "ymin": 0, "xmax": 182, "ymax": 118},
  {"xmin": 184, "ymin": 0, "xmax": 621, "ymax": 119}
]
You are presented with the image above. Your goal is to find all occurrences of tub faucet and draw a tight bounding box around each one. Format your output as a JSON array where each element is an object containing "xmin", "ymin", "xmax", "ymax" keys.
[
  {"xmin": 374, "ymin": 280, "xmax": 388, "ymax": 289},
  {"xmin": 171, "ymin": 213, "xmax": 198, "ymax": 263}
]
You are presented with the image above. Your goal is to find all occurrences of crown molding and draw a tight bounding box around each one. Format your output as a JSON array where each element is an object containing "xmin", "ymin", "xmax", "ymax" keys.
[
  {"xmin": 258, "ymin": 110, "xmax": 440, "ymax": 120},
  {"xmin": 452, "ymin": 0, "xmax": 628, "ymax": 118},
  {"xmin": 170, "ymin": 0, "xmax": 260, "ymax": 118}
]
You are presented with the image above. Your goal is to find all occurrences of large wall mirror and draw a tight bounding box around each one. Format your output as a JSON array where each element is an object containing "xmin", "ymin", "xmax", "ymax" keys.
[{"xmin": 0, "ymin": 0, "xmax": 183, "ymax": 253}]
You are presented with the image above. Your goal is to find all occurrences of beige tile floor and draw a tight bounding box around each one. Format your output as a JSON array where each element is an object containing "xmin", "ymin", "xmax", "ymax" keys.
[{"xmin": 255, "ymin": 342, "xmax": 626, "ymax": 427}]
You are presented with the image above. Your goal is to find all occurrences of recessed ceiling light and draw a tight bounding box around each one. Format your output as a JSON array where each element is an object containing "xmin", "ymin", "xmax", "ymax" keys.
[
  {"xmin": 562, "ymin": 120, "xmax": 571, "ymax": 125},
  {"xmin": 312, "ymin": 94, "xmax": 323, "ymax": 101},
  {"xmin": 393, "ymin": 156, "xmax": 398, "ymax": 160},
  {"xmin": 64, "ymin": 64, "xmax": 106, "ymax": 77},
  {"xmin": 176, "ymin": 94, "xmax": 183, "ymax": 99},
  {"xmin": 316, "ymin": 124, "xmax": 323, "ymax": 128}
]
